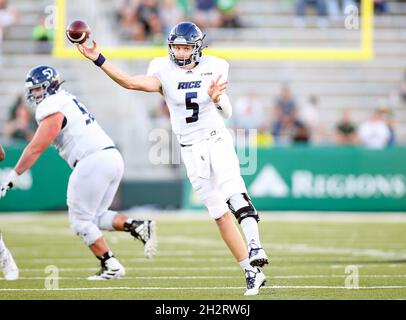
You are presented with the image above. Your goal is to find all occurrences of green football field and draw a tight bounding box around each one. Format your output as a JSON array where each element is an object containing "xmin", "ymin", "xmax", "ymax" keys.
[{"xmin": 0, "ymin": 212, "xmax": 406, "ymax": 300}]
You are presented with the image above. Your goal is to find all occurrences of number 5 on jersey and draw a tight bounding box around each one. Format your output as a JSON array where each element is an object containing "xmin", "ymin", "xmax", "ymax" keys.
[
  {"xmin": 73, "ymin": 98, "xmax": 95, "ymax": 125},
  {"xmin": 185, "ymin": 92, "xmax": 199, "ymax": 123}
]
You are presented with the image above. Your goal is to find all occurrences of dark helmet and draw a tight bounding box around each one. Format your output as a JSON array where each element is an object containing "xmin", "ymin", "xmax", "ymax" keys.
[
  {"xmin": 167, "ymin": 21, "xmax": 206, "ymax": 67},
  {"xmin": 25, "ymin": 65, "xmax": 63, "ymax": 108}
]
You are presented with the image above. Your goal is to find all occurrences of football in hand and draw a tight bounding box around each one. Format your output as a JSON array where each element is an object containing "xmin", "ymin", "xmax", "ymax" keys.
[
  {"xmin": 66, "ymin": 20, "xmax": 91, "ymax": 44},
  {"xmin": 0, "ymin": 144, "xmax": 5, "ymax": 161}
]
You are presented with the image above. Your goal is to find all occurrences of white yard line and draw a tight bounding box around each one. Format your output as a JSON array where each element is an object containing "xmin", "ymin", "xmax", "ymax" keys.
[
  {"xmin": 2, "ymin": 274, "xmax": 406, "ymax": 281},
  {"xmin": 15, "ymin": 263, "xmax": 406, "ymax": 273},
  {"xmin": 1, "ymin": 285, "xmax": 406, "ymax": 292}
]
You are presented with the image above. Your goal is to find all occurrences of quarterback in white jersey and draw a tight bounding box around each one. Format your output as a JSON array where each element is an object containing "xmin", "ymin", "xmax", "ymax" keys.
[
  {"xmin": 0, "ymin": 66, "xmax": 157, "ymax": 280},
  {"xmin": 147, "ymin": 55, "xmax": 228, "ymax": 145},
  {"xmin": 77, "ymin": 21, "xmax": 268, "ymax": 295}
]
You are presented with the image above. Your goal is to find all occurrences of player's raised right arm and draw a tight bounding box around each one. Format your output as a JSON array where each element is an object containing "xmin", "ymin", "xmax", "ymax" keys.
[{"xmin": 77, "ymin": 40, "xmax": 161, "ymax": 93}]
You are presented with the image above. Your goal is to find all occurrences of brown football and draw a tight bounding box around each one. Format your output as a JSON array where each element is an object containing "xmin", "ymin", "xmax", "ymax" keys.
[
  {"xmin": 66, "ymin": 20, "xmax": 91, "ymax": 44},
  {"xmin": 0, "ymin": 144, "xmax": 5, "ymax": 161}
]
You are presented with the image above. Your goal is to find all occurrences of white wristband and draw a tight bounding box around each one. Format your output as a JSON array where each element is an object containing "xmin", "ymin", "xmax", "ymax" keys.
[{"xmin": 216, "ymin": 94, "xmax": 232, "ymax": 119}]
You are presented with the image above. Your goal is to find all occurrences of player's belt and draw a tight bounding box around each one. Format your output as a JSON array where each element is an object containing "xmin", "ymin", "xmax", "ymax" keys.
[
  {"xmin": 102, "ymin": 146, "xmax": 116, "ymax": 151},
  {"xmin": 180, "ymin": 130, "xmax": 217, "ymax": 148},
  {"xmin": 73, "ymin": 146, "xmax": 116, "ymax": 168}
]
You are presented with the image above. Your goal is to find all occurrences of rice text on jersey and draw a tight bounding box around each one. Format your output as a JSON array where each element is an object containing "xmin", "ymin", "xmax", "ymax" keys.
[{"xmin": 178, "ymin": 81, "xmax": 202, "ymax": 90}]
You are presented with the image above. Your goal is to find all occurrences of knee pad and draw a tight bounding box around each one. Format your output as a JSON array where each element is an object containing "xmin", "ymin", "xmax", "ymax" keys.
[
  {"xmin": 70, "ymin": 218, "xmax": 103, "ymax": 246},
  {"xmin": 226, "ymin": 193, "xmax": 259, "ymax": 224}
]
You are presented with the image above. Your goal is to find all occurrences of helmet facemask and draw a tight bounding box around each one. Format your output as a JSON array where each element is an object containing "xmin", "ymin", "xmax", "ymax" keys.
[
  {"xmin": 168, "ymin": 39, "xmax": 204, "ymax": 67},
  {"xmin": 25, "ymin": 82, "xmax": 49, "ymax": 109},
  {"xmin": 24, "ymin": 71, "xmax": 62, "ymax": 109}
]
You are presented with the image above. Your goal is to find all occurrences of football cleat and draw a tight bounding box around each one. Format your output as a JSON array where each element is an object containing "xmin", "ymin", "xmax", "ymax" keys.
[
  {"xmin": 244, "ymin": 267, "xmax": 266, "ymax": 296},
  {"xmin": 87, "ymin": 257, "xmax": 125, "ymax": 280},
  {"xmin": 248, "ymin": 242, "xmax": 269, "ymax": 268},
  {"xmin": 127, "ymin": 220, "xmax": 157, "ymax": 259},
  {"xmin": 0, "ymin": 248, "xmax": 19, "ymax": 280}
]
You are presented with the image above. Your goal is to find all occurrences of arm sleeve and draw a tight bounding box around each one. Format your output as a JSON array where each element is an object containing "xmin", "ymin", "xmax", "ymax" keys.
[{"xmin": 216, "ymin": 94, "xmax": 232, "ymax": 119}]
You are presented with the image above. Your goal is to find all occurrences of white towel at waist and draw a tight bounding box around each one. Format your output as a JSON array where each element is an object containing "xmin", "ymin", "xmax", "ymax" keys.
[{"xmin": 191, "ymin": 139, "xmax": 211, "ymax": 179}]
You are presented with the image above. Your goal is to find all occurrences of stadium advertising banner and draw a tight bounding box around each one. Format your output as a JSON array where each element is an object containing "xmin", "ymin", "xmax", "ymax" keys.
[
  {"xmin": 0, "ymin": 144, "xmax": 70, "ymax": 212},
  {"xmin": 183, "ymin": 146, "xmax": 406, "ymax": 212}
]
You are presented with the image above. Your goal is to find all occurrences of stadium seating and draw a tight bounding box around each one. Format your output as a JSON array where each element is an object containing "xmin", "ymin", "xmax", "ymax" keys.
[{"xmin": 1, "ymin": 0, "xmax": 405, "ymax": 180}]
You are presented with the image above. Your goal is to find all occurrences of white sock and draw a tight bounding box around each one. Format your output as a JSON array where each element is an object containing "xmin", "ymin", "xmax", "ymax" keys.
[
  {"xmin": 239, "ymin": 258, "xmax": 255, "ymax": 271},
  {"xmin": 0, "ymin": 232, "xmax": 6, "ymax": 254},
  {"xmin": 240, "ymin": 217, "xmax": 262, "ymax": 247}
]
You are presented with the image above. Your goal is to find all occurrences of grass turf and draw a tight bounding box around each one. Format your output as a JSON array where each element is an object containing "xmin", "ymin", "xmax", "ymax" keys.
[{"xmin": 0, "ymin": 212, "xmax": 405, "ymax": 300}]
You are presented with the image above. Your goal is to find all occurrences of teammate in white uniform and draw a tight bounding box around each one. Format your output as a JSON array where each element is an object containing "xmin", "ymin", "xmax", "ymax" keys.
[
  {"xmin": 77, "ymin": 21, "xmax": 268, "ymax": 295},
  {"xmin": 0, "ymin": 144, "xmax": 19, "ymax": 280},
  {"xmin": 0, "ymin": 231, "xmax": 19, "ymax": 280},
  {"xmin": 0, "ymin": 66, "xmax": 157, "ymax": 280}
]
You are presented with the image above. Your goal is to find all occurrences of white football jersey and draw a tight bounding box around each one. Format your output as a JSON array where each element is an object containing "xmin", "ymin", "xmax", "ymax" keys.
[
  {"xmin": 35, "ymin": 90, "xmax": 115, "ymax": 168},
  {"xmin": 147, "ymin": 55, "xmax": 228, "ymax": 145}
]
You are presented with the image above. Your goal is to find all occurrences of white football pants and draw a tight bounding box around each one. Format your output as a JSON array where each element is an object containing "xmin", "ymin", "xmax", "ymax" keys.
[
  {"xmin": 181, "ymin": 129, "xmax": 247, "ymax": 219},
  {"xmin": 67, "ymin": 148, "xmax": 124, "ymax": 246}
]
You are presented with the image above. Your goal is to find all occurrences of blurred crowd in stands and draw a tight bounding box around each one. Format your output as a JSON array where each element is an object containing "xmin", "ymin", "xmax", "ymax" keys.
[
  {"xmin": 1, "ymin": 0, "xmax": 405, "ymax": 55},
  {"xmin": 3, "ymin": 95, "xmax": 37, "ymax": 143},
  {"xmin": 112, "ymin": 0, "xmax": 406, "ymax": 43},
  {"xmin": 0, "ymin": 0, "xmax": 18, "ymax": 64},
  {"xmin": 1, "ymin": 0, "xmax": 406, "ymax": 150},
  {"xmin": 239, "ymin": 80, "xmax": 403, "ymax": 148},
  {"xmin": 1, "ymin": 0, "xmax": 405, "ymax": 57},
  {"xmin": 115, "ymin": 0, "xmax": 241, "ymax": 43},
  {"xmin": 228, "ymin": 82, "xmax": 401, "ymax": 149}
]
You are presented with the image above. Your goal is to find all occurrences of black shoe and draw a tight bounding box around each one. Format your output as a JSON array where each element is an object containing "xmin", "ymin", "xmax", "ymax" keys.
[{"xmin": 125, "ymin": 220, "xmax": 157, "ymax": 259}]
